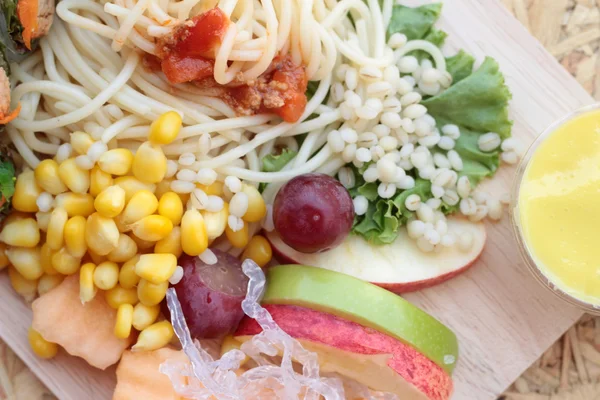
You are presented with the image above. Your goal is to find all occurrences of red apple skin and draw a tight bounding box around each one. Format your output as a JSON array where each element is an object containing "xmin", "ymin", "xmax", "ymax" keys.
[
  {"xmin": 265, "ymin": 220, "xmax": 486, "ymax": 294},
  {"xmin": 374, "ymin": 259, "xmax": 479, "ymax": 293},
  {"xmin": 234, "ymin": 304, "xmax": 453, "ymax": 400}
]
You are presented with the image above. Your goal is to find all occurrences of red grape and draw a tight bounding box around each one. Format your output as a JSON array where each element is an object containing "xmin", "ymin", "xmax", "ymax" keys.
[
  {"xmin": 171, "ymin": 249, "xmax": 249, "ymax": 338},
  {"xmin": 273, "ymin": 173, "xmax": 354, "ymax": 253}
]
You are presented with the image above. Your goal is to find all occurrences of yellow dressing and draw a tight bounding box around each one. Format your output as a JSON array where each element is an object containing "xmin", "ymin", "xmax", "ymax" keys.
[{"xmin": 519, "ymin": 110, "xmax": 600, "ymax": 305}]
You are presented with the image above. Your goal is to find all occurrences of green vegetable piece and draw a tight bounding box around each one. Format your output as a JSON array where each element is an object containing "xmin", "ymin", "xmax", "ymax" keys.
[
  {"xmin": 0, "ymin": 156, "xmax": 15, "ymax": 215},
  {"xmin": 445, "ymin": 50, "xmax": 475, "ymax": 83},
  {"xmin": 387, "ymin": 3, "xmax": 443, "ymax": 40},
  {"xmin": 423, "ymin": 57, "xmax": 513, "ymax": 138},
  {"xmin": 2, "ymin": 0, "xmax": 25, "ymax": 50},
  {"xmin": 261, "ymin": 148, "xmax": 298, "ymax": 173}
]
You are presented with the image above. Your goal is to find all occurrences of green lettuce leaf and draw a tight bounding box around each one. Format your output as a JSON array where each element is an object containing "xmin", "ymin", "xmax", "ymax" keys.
[
  {"xmin": 351, "ymin": 178, "xmax": 432, "ymax": 245},
  {"xmin": 0, "ymin": 157, "xmax": 15, "ymax": 215},
  {"xmin": 261, "ymin": 149, "xmax": 297, "ymax": 173},
  {"xmin": 259, "ymin": 149, "xmax": 298, "ymax": 192},
  {"xmin": 2, "ymin": 0, "xmax": 24, "ymax": 48},
  {"xmin": 445, "ymin": 50, "xmax": 474, "ymax": 83},
  {"xmin": 387, "ymin": 3, "xmax": 443, "ymax": 40},
  {"xmin": 422, "ymin": 57, "xmax": 513, "ymax": 138}
]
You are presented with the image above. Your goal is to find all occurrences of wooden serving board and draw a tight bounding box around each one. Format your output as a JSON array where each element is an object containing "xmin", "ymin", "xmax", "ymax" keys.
[{"xmin": 0, "ymin": 0, "xmax": 595, "ymax": 399}]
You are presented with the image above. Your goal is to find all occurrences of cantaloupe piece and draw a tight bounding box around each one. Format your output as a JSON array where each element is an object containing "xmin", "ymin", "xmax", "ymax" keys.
[
  {"xmin": 114, "ymin": 348, "xmax": 191, "ymax": 400},
  {"xmin": 31, "ymin": 275, "xmax": 131, "ymax": 369}
]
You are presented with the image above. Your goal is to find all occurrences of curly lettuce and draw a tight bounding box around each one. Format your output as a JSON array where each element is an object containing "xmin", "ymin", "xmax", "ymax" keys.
[
  {"xmin": 350, "ymin": 3, "xmax": 513, "ymax": 245},
  {"xmin": 0, "ymin": 156, "xmax": 15, "ymax": 216}
]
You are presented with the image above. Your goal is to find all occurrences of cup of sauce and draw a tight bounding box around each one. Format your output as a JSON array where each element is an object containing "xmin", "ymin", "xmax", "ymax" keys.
[{"xmin": 513, "ymin": 104, "xmax": 600, "ymax": 312}]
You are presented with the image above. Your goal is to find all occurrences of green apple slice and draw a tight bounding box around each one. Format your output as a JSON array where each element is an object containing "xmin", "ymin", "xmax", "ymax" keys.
[{"xmin": 262, "ymin": 265, "xmax": 458, "ymax": 374}]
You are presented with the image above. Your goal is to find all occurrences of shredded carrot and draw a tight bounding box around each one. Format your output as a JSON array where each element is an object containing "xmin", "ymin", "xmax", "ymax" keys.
[
  {"xmin": 0, "ymin": 103, "xmax": 22, "ymax": 124},
  {"xmin": 16, "ymin": 0, "xmax": 39, "ymax": 50}
]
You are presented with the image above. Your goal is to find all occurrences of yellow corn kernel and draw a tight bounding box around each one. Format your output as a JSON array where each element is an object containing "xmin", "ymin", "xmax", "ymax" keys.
[
  {"xmin": 0, "ymin": 218, "xmax": 40, "ymax": 247},
  {"xmin": 241, "ymin": 235, "xmax": 272, "ymax": 268},
  {"xmin": 85, "ymin": 212, "xmax": 120, "ymax": 256},
  {"xmin": 114, "ymin": 303, "xmax": 134, "ymax": 339},
  {"xmin": 225, "ymin": 221, "xmax": 249, "ymax": 248},
  {"xmin": 132, "ymin": 303, "xmax": 160, "ymax": 331},
  {"xmin": 131, "ymin": 215, "xmax": 173, "ymax": 242},
  {"xmin": 119, "ymin": 255, "xmax": 141, "ymax": 289},
  {"xmin": 40, "ymin": 243, "xmax": 58, "ymax": 275},
  {"xmin": 34, "ymin": 159, "xmax": 67, "ymax": 195},
  {"xmin": 119, "ymin": 190, "xmax": 158, "ymax": 226},
  {"xmin": 8, "ymin": 267, "xmax": 38, "ymax": 302},
  {"xmin": 137, "ymin": 279, "xmax": 168, "ymax": 306},
  {"xmin": 13, "ymin": 170, "xmax": 42, "ymax": 212},
  {"xmin": 51, "ymin": 247, "xmax": 81, "ymax": 275},
  {"xmin": 241, "ymin": 184, "xmax": 266, "ymax": 222},
  {"xmin": 88, "ymin": 249, "xmax": 107, "ymax": 265},
  {"xmin": 58, "ymin": 158, "xmax": 90, "ymax": 194},
  {"xmin": 149, "ymin": 111, "xmax": 182, "ymax": 145},
  {"xmin": 197, "ymin": 181, "xmax": 224, "ymax": 197},
  {"xmin": 132, "ymin": 321, "xmax": 174, "ymax": 352},
  {"xmin": 129, "ymin": 234, "xmax": 155, "ymax": 250},
  {"xmin": 132, "ymin": 141, "xmax": 167, "ymax": 184},
  {"xmin": 28, "ymin": 327, "xmax": 58, "ymax": 359},
  {"xmin": 70, "ymin": 131, "xmax": 94, "ymax": 154},
  {"xmin": 47, "ymin": 207, "xmax": 68, "ymax": 250},
  {"xmin": 36, "ymin": 212, "xmax": 51, "ymax": 231},
  {"xmin": 94, "ymin": 185, "xmax": 126, "ymax": 218},
  {"xmin": 181, "ymin": 209, "xmax": 208, "ymax": 256},
  {"xmin": 38, "ymin": 274, "xmax": 64, "ymax": 296},
  {"xmin": 80, "ymin": 262, "xmax": 97, "ymax": 303},
  {"xmin": 107, "ymin": 234, "xmax": 138, "ymax": 263},
  {"xmin": 105, "ymin": 285, "xmax": 139, "ymax": 309},
  {"xmin": 202, "ymin": 203, "xmax": 228, "ymax": 240},
  {"xmin": 134, "ymin": 253, "xmax": 177, "ymax": 284},
  {"xmin": 89, "ymin": 166, "xmax": 114, "ymax": 198},
  {"xmin": 220, "ymin": 336, "xmax": 249, "ymax": 364},
  {"xmin": 98, "ymin": 148, "xmax": 134, "ymax": 176},
  {"xmin": 114, "ymin": 176, "xmax": 156, "ymax": 203},
  {"xmin": 64, "ymin": 216, "xmax": 87, "ymax": 258},
  {"xmin": 158, "ymin": 192, "xmax": 183, "ymax": 226},
  {"xmin": 6, "ymin": 246, "xmax": 43, "ymax": 280},
  {"xmin": 0, "ymin": 243, "xmax": 9, "ymax": 270},
  {"xmin": 55, "ymin": 193, "xmax": 95, "ymax": 217},
  {"xmin": 154, "ymin": 179, "xmax": 172, "ymax": 199},
  {"xmin": 93, "ymin": 261, "xmax": 119, "ymax": 290},
  {"xmin": 155, "ymin": 226, "xmax": 182, "ymax": 258}
]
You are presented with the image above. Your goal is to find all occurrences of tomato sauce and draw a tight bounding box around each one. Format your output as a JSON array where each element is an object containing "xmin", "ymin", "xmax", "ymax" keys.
[
  {"xmin": 225, "ymin": 56, "xmax": 308, "ymax": 123},
  {"xmin": 153, "ymin": 8, "xmax": 308, "ymax": 123}
]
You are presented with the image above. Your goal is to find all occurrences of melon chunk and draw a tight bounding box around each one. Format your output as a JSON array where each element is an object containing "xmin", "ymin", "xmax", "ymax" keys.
[
  {"xmin": 114, "ymin": 348, "xmax": 190, "ymax": 400},
  {"xmin": 31, "ymin": 275, "xmax": 131, "ymax": 369}
]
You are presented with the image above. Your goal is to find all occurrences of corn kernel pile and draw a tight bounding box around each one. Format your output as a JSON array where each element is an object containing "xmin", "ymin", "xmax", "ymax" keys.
[{"xmin": 0, "ymin": 112, "xmax": 274, "ymax": 358}]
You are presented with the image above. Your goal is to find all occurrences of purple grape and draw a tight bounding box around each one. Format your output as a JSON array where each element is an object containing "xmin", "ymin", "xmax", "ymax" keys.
[
  {"xmin": 172, "ymin": 249, "xmax": 249, "ymax": 338},
  {"xmin": 273, "ymin": 173, "xmax": 354, "ymax": 253}
]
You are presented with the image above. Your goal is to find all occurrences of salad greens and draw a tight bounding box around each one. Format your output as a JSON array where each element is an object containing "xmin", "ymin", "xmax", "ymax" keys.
[
  {"xmin": 387, "ymin": 3, "xmax": 443, "ymax": 41},
  {"xmin": 262, "ymin": 149, "xmax": 298, "ymax": 173},
  {"xmin": 349, "ymin": 3, "xmax": 513, "ymax": 245},
  {"xmin": 0, "ymin": 157, "xmax": 15, "ymax": 215},
  {"xmin": 1, "ymin": 0, "xmax": 24, "ymax": 51}
]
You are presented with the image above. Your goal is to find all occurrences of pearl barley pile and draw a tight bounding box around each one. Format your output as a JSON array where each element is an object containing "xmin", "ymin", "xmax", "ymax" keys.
[{"xmin": 330, "ymin": 33, "xmax": 519, "ymax": 253}]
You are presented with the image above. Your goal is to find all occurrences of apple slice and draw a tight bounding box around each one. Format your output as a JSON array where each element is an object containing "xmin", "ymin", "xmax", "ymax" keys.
[
  {"xmin": 261, "ymin": 265, "xmax": 458, "ymax": 374},
  {"xmin": 266, "ymin": 217, "xmax": 486, "ymax": 293},
  {"xmin": 235, "ymin": 304, "xmax": 453, "ymax": 400}
]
